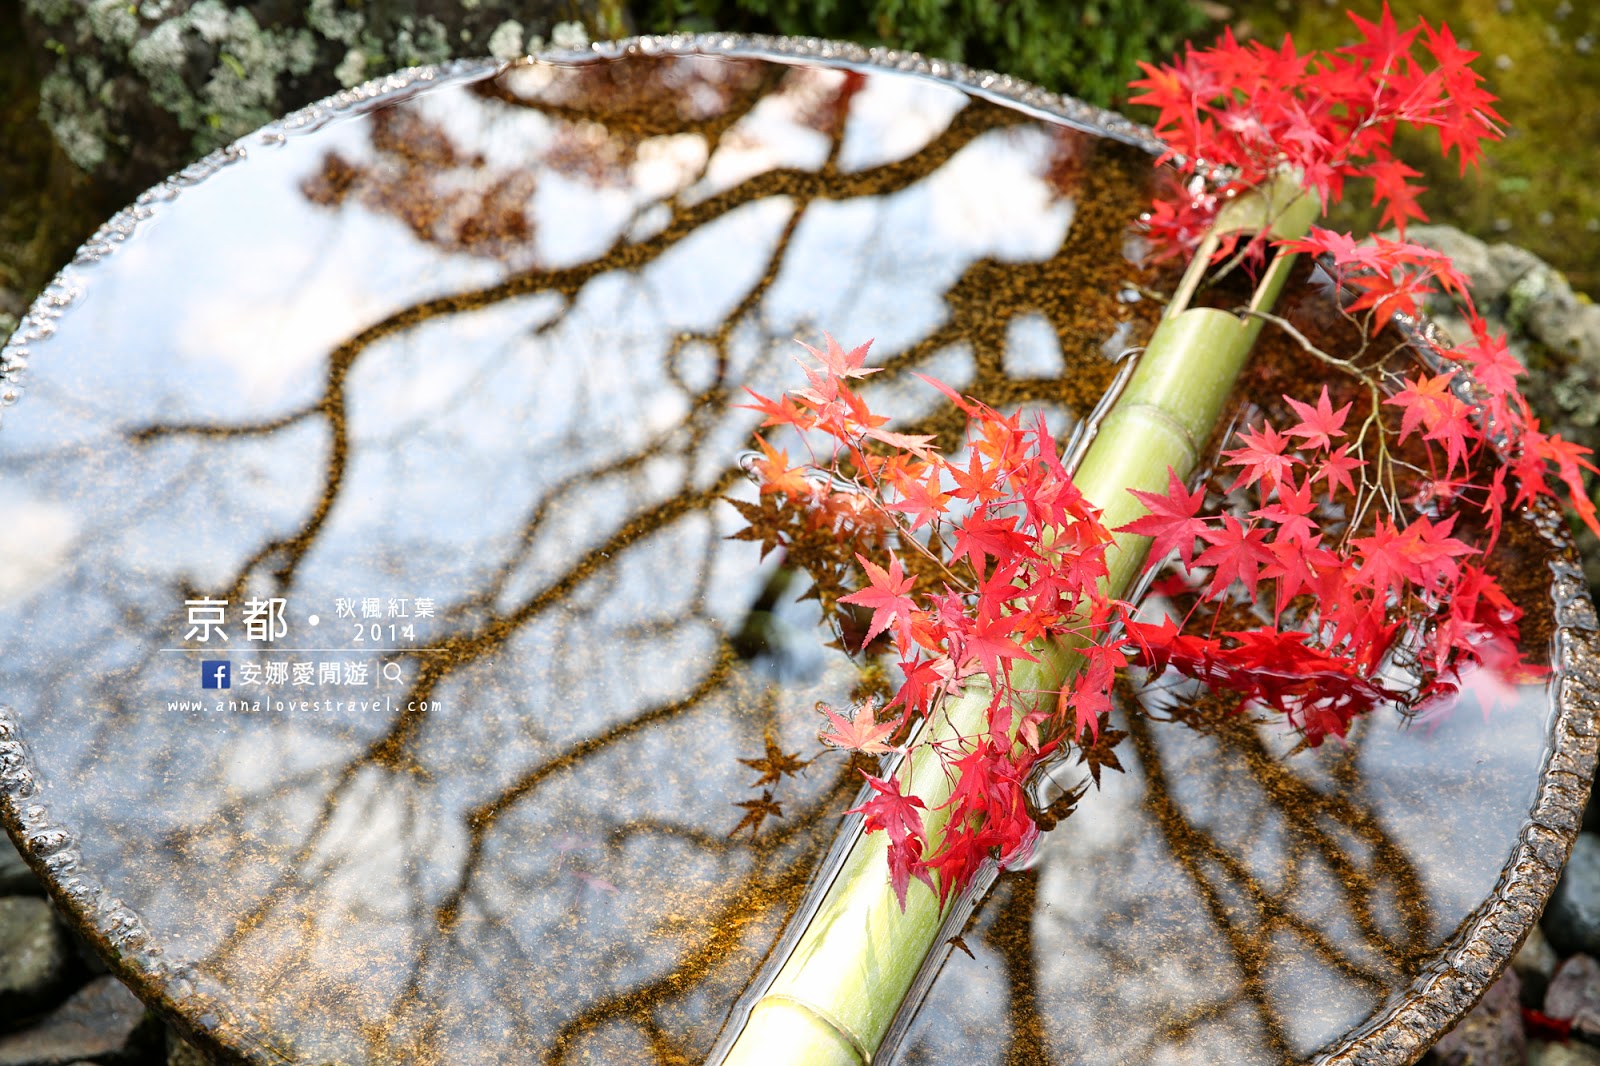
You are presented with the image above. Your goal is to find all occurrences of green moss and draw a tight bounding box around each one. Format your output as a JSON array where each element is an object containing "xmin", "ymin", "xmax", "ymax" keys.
[
  {"xmin": 333, "ymin": 46, "xmax": 366, "ymax": 86},
  {"xmin": 412, "ymin": 16, "xmax": 452, "ymax": 65},
  {"xmin": 487, "ymin": 19, "xmax": 523, "ymax": 60},
  {"xmin": 112, "ymin": 0, "xmax": 321, "ymax": 156},
  {"xmin": 639, "ymin": 0, "xmax": 1207, "ymax": 106}
]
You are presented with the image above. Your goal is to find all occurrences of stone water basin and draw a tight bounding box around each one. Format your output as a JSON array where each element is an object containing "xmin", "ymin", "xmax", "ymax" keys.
[{"xmin": 0, "ymin": 37, "xmax": 1596, "ymax": 1066}]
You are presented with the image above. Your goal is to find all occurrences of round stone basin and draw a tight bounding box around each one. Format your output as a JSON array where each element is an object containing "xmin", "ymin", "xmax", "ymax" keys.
[{"xmin": 1, "ymin": 37, "xmax": 1597, "ymax": 1066}]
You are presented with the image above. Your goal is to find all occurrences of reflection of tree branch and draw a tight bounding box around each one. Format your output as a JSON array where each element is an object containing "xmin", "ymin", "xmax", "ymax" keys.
[
  {"xmin": 982, "ymin": 870, "xmax": 1057, "ymax": 1066},
  {"xmin": 1224, "ymin": 717, "xmax": 1433, "ymax": 969},
  {"xmin": 121, "ymin": 81, "xmax": 1014, "ymax": 621},
  {"xmin": 342, "ymin": 645, "xmax": 746, "ymax": 1059},
  {"xmin": 79, "ymin": 58, "xmax": 1479, "ymax": 1065},
  {"xmin": 125, "ymin": 404, "xmax": 321, "ymax": 442},
  {"xmin": 1121, "ymin": 690, "xmax": 1445, "ymax": 1062},
  {"xmin": 367, "ymin": 472, "xmax": 743, "ymax": 769},
  {"xmin": 178, "ymin": 96, "xmax": 1153, "ymax": 1058},
  {"xmin": 1128, "ymin": 710, "xmax": 1296, "ymax": 1061},
  {"xmin": 203, "ymin": 643, "xmax": 739, "ymax": 1053},
  {"xmin": 472, "ymin": 57, "xmax": 783, "ymax": 152},
  {"xmin": 543, "ymin": 763, "xmax": 861, "ymax": 1066}
]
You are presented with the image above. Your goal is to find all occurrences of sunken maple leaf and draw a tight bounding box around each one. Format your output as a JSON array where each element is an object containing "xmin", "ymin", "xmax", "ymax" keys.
[{"xmin": 739, "ymin": 733, "xmax": 810, "ymax": 788}]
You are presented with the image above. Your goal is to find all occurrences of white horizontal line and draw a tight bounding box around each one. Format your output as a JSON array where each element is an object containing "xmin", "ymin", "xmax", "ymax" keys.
[{"xmin": 158, "ymin": 648, "xmax": 448, "ymax": 653}]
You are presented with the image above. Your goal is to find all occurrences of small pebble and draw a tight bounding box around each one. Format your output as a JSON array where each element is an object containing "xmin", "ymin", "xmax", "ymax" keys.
[
  {"xmin": 1529, "ymin": 1040, "xmax": 1600, "ymax": 1066},
  {"xmin": 0, "ymin": 835, "xmax": 42, "ymax": 896},
  {"xmin": 1546, "ymin": 954, "xmax": 1600, "ymax": 1036}
]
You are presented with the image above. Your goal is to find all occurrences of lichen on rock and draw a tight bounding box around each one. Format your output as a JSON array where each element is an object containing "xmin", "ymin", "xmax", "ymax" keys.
[{"xmin": 19, "ymin": 0, "xmax": 613, "ymax": 195}]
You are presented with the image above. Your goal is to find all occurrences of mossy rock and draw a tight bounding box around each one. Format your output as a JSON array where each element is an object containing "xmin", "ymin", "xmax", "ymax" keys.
[{"xmin": 17, "ymin": 0, "xmax": 623, "ymax": 197}]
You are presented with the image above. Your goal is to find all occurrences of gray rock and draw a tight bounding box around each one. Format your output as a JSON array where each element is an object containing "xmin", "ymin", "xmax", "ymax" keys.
[
  {"xmin": 1545, "ymin": 954, "xmax": 1600, "ymax": 1041},
  {"xmin": 0, "ymin": 976, "xmax": 154, "ymax": 1065},
  {"xmin": 1406, "ymin": 225, "xmax": 1513, "ymax": 301},
  {"xmin": 18, "ymin": 0, "xmax": 617, "ymax": 197},
  {"xmin": 0, "ymin": 834, "xmax": 43, "ymax": 896},
  {"xmin": 1529, "ymin": 1040, "xmax": 1600, "ymax": 1066},
  {"xmin": 1525, "ymin": 269, "xmax": 1600, "ymax": 367},
  {"xmin": 1548, "ymin": 951, "xmax": 1600, "ymax": 1008},
  {"xmin": 1517, "ymin": 922, "xmax": 1561, "ymax": 1005},
  {"xmin": 0, "ymin": 897, "xmax": 73, "ymax": 1026},
  {"xmin": 1432, "ymin": 969, "xmax": 1526, "ymax": 1065},
  {"xmin": 1400, "ymin": 225, "xmax": 1600, "ymax": 467},
  {"xmin": 1548, "ymin": 834, "xmax": 1600, "ymax": 957}
]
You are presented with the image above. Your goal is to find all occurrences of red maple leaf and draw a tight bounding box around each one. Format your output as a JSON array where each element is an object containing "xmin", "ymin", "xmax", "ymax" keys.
[
  {"xmin": 1387, "ymin": 373, "xmax": 1461, "ymax": 441},
  {"xmin": 1310, "ymin": 444, "xmax": 1364, "ymax": 498},
  {"xmin": 1193, "ymin": 516, "xmax": 1275, "ymax": 601},
  {"xmin": 1119, "ymin": 466, "xmax": 1207, "ymax": 568},
  {"xmin": 1222, "ymin": 422, "xmax": 1299, "ymax": 492},
  {"xmin": 797, "ymin": 332, "xmax": 879, "ymax": 381},
  {"xmin": 1251, "ymin": 475, "xmax": 1319, "ymax": 545},
  {"xmin": 750, "ymin": 435, "xmax": 812, "ymax": 499},
  {"xmin": 848, "ymin": 771, "xmax": 931, "ymax": 908},
  {"xmin": 1342, "ymin": 3, "xmax": 1419, "ymax": 68},
  {"xmin": 948, "ymin": 449, "xmax": 1006, "ymax": 504},
  {"xmin": 960, "ymin": 609, "xmax": 1037, "ymax": 685},
  {"xmin": 885, "ymin": 463, "xmax": 952, "ymax": 530},
  {"xmin": 738, "ymin": 386, "xmax": 809, "ymax": 429},
  {"xmin": 839, "ymin": 552, "xmax": 918, "ymax": 650},
  {"xmin": 950, "ymin": 508, "xmax": 1031, "ymax": 575},
  {"xmin": 1363, "ymin": 156, "xmax": 1428, "ymax": 231},
  {"xmin": 1283, "ymin": 385, "xmax": 1352, "ymax": 452}
]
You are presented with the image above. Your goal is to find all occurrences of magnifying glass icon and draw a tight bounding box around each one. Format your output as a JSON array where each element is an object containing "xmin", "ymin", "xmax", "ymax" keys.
[{"xmin": 382, "ymin": 662, "xmax": 403, "ymax": 684}]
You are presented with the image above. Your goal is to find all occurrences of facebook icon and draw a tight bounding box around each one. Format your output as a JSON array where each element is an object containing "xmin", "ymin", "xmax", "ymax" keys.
[{"xmin": 201, "ymin": 661, "xmax": 231, "ymax": 689}]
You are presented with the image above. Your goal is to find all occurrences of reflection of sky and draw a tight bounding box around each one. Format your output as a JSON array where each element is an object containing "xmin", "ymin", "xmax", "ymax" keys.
[
  {"xmin": 0, "ymin": 57, "xmax": 1123, "ymax": 1064},
  {"xmin": 899, "ymin": 680, "xmax": 1549, "ymax": 1065},
  {"xmin": 0, "ymin": 52, "xmax": 1560, "ymax": 1066}
]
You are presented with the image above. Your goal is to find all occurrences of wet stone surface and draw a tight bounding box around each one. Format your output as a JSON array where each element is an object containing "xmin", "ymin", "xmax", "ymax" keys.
[{"xmin": 0, "ymin": 45, "xmax": 1595, "ymax": 1066}]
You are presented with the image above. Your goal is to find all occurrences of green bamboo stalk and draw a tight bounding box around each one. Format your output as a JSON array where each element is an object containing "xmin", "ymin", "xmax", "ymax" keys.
[{"xmin": 720, "ymin": 176, "xmax": 1319, "ymax": 1066}]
